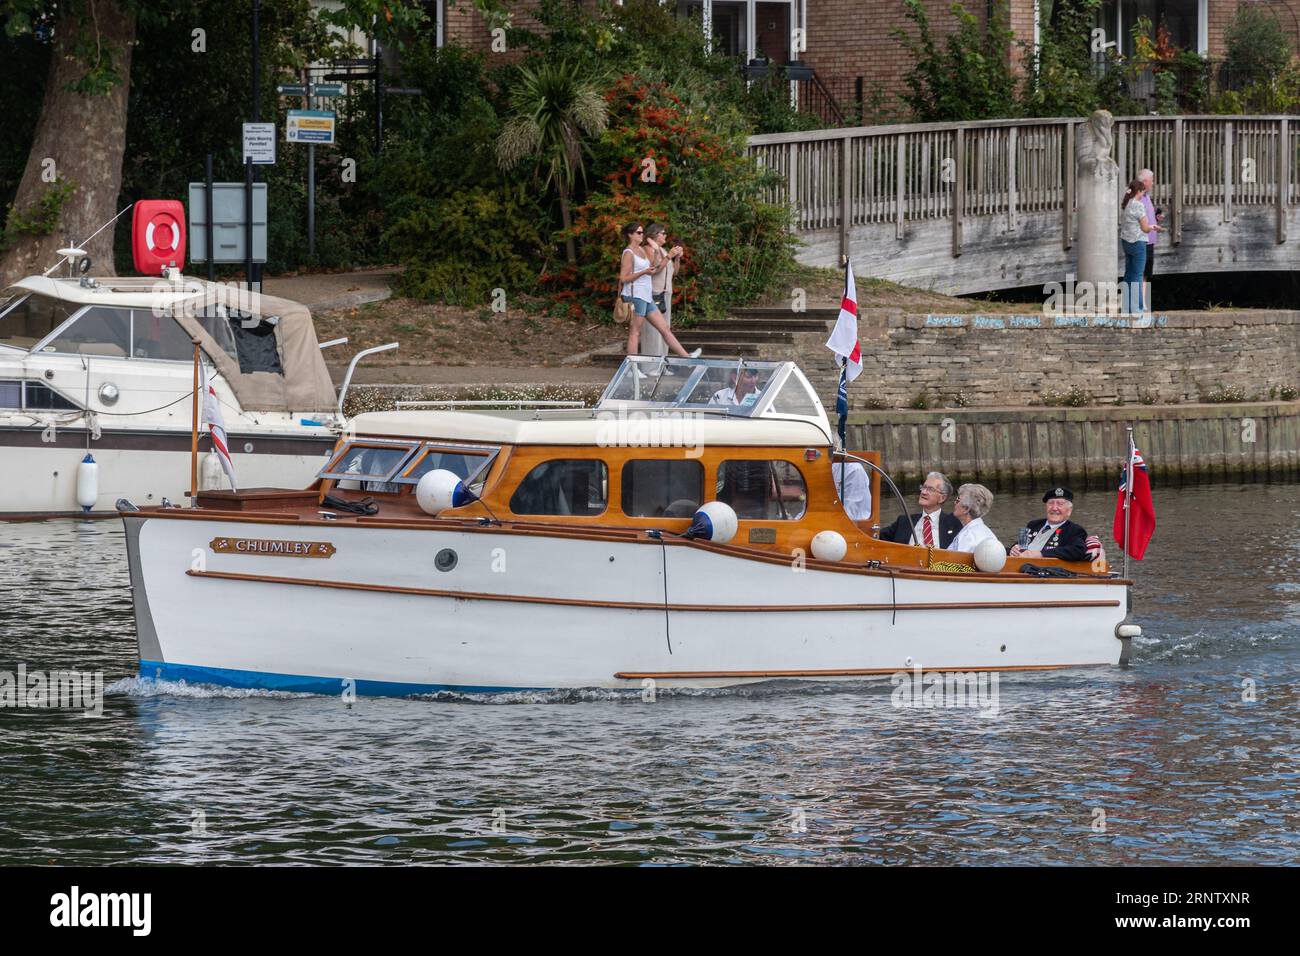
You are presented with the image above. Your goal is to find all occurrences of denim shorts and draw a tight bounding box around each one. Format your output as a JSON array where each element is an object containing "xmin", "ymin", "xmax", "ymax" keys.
[{"xmin": 621, "ymin": 294, "xmax": 653, "ymax": 317}]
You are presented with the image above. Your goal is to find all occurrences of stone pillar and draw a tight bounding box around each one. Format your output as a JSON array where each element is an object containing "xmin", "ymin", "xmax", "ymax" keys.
[{"xmin": 1074, "ymin": 110, "xmax": 1120, "ymax": 313}]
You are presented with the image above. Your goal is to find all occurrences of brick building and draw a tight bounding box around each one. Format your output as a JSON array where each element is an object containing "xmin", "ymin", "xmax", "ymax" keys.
[{"xmin": 376, "ymin": 1, "xmax": 1300, "ymax": 115}]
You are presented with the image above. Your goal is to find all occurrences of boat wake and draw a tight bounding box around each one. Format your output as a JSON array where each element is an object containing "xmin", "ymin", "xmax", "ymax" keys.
[
  {"xmin": 1131, "ymin": 622, "xmax": 1299, "ymax": 665},
  {"xmin": 105, "ymin": 676, "xmax": 312, "ymax": 700}
]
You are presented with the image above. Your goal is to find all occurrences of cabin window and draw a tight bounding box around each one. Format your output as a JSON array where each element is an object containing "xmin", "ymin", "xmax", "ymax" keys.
[
  {"xmin": 229, "ymin": 318, "xmax": 283, "ymax": 374},
  {"xmin": 716, "ymin": 459, "xmax": 807, "ymax": 520},
  {"xmin": 621, "ymin": 460, "xmax": 703, "ymax": 518},
  {"xmin": 38, "ymin": 306, "xmax": 199, "ymax": 361},
  {"xmin": 510, "ymin": 459, "xmax": 608, "ymax": 516},
  {"xmin": 0, "ymin": 379, "xmax": 79, "ymax": 410},
  {"xmin": 395, "ymin": 444, "xmax": 498, "ymax": 490},
  {"xmin": 192, "ymin": 313, "xmax": 242, "ymax": 364},
  {"xmin": 131, "ymin": 310, "xmax": 198, "ymax": 361},
  {"xmin": 45, "ymin": 307, "xmax": 132, "ymax": 358},
  {"xmin": 318, "ymin": 441, "xmax": 420, "ymax": 486},
  {"xmin": 0, "ymin": 293, "xmax": 79, "ymax": 351},
  {"xmin": 22, "ymin": 381, "xmax": 79, "ymax": 410}
]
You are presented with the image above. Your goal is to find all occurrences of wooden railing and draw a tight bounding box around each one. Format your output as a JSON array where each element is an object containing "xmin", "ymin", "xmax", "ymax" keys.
[{"xmin": 748, "ymin": 116, "xmax": 1297, "ymax": 260}]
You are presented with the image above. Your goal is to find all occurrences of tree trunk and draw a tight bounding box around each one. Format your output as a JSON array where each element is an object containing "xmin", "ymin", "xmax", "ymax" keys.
[
  {"xmin": 0, "ymin": 3, "xmax": 136, "ymax": 286},
  {"xmin": 558, "ymin": 181, "xmax": 576, "ymax": 265}
]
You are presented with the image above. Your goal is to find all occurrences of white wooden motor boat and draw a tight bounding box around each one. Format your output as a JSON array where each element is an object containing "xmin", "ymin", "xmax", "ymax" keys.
[{"xmin": 120, "ymin": 356, "xmax": 1136, "ymax": 695}]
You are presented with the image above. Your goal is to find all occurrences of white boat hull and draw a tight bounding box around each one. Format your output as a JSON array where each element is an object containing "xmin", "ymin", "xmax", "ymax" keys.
[
  {"xmin": 0, "ymin": 427, "xmax": 334, "ymax": 515},
  {"xmin": 123, "ymin": 514, "xmax": 1132, "ymax": 694}
]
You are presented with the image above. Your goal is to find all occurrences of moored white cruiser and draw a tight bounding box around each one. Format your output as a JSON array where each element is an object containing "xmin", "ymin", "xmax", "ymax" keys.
[
  {"xmin": 121, "ymin": 356, "xmax": 1136, "ymax": 695},
  {"xmin": 0, "ymin": 274, "xmax": 341, "ymax": 515}
]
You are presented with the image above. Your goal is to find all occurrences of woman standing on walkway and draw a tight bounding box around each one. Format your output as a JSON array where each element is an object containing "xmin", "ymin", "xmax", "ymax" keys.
[
  {"xmin": 641, "ymin": 223, "xmax": 684, "ymax": 357},
  {"xmin": 1120, "ymin": 179, "xmax": 1157, "ymax": 315},
  {"xmin": 619, "ymin": 222, "xmax": 699, "ymax": 359}
]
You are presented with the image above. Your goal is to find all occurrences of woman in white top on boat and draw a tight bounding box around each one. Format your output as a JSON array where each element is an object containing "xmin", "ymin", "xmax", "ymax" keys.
[
  {"xmin": 949, "ymin": 483, "xmax": 999, "ymax": 553},
  {"xmin": 619, "ymin": 222, "xmax": 699, "ymax": 358}
]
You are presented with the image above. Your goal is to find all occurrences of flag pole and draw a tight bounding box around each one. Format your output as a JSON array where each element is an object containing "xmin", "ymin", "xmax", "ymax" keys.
[
  {"xmin": 190, "ymin": 339, "xmax": 201, "ymax": 508},
  {"xmin": 837, "ymin": 362, "xmax": 848, "ymax": 502},
  {"xmin": 1123, "ymin": 426, "xmax": 1135, "ymax": 579}
]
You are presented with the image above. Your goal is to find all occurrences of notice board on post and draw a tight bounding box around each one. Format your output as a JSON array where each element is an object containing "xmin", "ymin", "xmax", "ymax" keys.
[
  {"xmin": 187, "ymin": 183, "xmax": 268, "ymax": 264},
  {"xmin": 286, "ymin": 110, "xmax": 336, "ymax": 145}
]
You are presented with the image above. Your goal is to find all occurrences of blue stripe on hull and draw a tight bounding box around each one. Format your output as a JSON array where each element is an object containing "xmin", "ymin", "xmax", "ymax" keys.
[{"xmin": 138, "ymin": 660, "xmax": 543, "ymax": 696}]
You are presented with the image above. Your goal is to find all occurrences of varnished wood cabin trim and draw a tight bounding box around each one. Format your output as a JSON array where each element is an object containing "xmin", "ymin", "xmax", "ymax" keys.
[
  {"xmin": 185, "ymin": 569, "xmax": 1121, "ymax": 611},
  {"xmin": 303, "ymin": 436, "xmax": 1093, "ymax": 576}
]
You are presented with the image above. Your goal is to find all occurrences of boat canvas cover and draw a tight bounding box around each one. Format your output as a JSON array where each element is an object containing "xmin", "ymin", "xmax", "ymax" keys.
[{"xmin": 171, "ymin": 289, "xmax": 336, "ymax": 413}]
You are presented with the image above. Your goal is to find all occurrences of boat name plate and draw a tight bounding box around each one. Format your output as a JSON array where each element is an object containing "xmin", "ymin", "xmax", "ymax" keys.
[
  {"xmin": 747, "ymin": 528, "xmax": 777, "ymax": 544},
  {"xmin": 209, "ymin": 537, "xmax": 337, "ymax": 558}
]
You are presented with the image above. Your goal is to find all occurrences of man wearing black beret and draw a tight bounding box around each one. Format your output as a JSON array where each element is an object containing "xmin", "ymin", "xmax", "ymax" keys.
[{"xmin": 1009, "ymin": 486, "xmax": 1088, "ymax": 562}]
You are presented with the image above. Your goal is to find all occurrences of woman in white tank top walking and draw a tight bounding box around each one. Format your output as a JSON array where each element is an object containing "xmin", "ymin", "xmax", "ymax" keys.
[{"xmin": 619, "ymin": 222, "xmax": 699, "ymax": 358}]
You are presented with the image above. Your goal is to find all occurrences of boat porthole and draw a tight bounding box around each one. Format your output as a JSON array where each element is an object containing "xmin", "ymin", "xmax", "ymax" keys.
[
  {"xmin": 609, "ymin": 556, "xmax": 615, "ymax": 562},
  {"xmin": 244, "ymin": 442, "xmax": 254, "ymax": 453},
  {"xmin": 435, "ymin": 548, "xmax": 458, "ymax": 572},
  {"xmin": 1000, "ymin": 645, "xmax": 1006, "ymax": 652}
]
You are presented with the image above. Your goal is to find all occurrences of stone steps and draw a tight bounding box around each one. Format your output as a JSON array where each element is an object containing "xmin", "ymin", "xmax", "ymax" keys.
[{"xmin": 588, "ymin": 305, "xmax": 836, "ymax": 366}]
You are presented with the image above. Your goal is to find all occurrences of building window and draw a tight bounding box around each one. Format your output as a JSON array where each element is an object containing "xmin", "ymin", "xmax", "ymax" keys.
[
  {"xmin": 1096, "ymin": 0, "xmax": 1205, "ymax": 56},
  {"xmin": 510, "ymin": 460, "xmax": 609, "ymax": 516},
  {"xmin": 716, "ymin": 459, "xmax": 807, "ymax": 520},
  {"xmin": 622, "ymin": 460, "xmax": 703, "ymax": 518}
]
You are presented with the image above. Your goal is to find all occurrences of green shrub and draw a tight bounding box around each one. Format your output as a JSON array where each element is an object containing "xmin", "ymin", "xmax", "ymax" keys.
[
  {"xmin": 1022, "ymin": 0, "xmax": 1104, "ymax": 117},
  {"xmin": 387, "ymin": 184, "xmax": 548, "ymax": 305},
  {"xmin": 1224, "ymin": 6, "xmax": 1293, "ymax": 89},
  {"xmin": 894, "ymin": 0, "xmax": 1019, "ymax": 121}
]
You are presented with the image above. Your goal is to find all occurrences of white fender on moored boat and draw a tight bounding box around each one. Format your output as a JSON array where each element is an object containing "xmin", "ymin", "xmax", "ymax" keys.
[
  {"xmin": 811, "ymin": 530, "xmax": 847, "ymax": 562},
  {"xmin": 200, "ymin": 452, "xmax": 223, "ymax": 490},
  {"xmin": 75, "ymin": 453, "xmax": 98, "ymax": 512}
]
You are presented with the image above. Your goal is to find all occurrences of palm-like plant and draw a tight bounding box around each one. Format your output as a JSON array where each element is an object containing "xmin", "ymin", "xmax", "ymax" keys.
[{"xmin": 497, "ymin": 60, "xmax": 609, "ymax": 264}]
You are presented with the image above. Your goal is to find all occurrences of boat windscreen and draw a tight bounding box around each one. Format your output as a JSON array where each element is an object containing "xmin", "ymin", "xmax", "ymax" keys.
[
  {"xmin": 0, "ymin": 292, "xmax": 79, "ymax": 351},
  {"xmin": 599, "ymin": 357, "xmax": 786, "ymax": 414}
]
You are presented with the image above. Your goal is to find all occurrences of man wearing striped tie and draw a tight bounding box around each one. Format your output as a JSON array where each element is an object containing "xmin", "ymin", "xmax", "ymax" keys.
[{"xmin": 879, "ymin": 471, "xmax": 960, "ymax": 548}]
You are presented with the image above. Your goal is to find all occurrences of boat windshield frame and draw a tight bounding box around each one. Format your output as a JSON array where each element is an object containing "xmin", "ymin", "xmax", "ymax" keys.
[
  {"xmin": 596, "ymin": 356, "xmax": 812, "ymax": 419},
  {"xmin": 318, "ymin": 439, "xmax": 423, "ymax": 483},
  {"xmin": 389, "ymin": 441, "xmax": 501, "ymax": 490}
]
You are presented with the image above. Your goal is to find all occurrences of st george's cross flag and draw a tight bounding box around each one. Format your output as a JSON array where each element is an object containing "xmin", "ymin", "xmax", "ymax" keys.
[
  {"xmin": 1113, "ymin": 439, "xmax": 1155, "ymax": 560},
  {"xmin": 826, "ymin": 259, "xmax": 863, "ymax": 383},
  {"xmin": 826, "ymin": 259, "xmax": 863, "ymax": 451},
  {"xmin": 200, "ymin": 361, "xmax": 238, "ymax": 491}
]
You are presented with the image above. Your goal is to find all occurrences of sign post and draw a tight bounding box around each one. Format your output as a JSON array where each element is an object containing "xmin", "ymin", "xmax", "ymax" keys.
[
  {"xmin": 286, "ymin": 108, "xmax": 335, "ymax": 257},
  {"xmin": 241, "ymin": 122, "xmax": 275, "ymax": 299}
]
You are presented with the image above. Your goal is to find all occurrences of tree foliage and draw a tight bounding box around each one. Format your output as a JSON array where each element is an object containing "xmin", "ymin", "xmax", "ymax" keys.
[{"xmin": 894, "ymin": 0, "xmax": 1019, "ymax": 121}]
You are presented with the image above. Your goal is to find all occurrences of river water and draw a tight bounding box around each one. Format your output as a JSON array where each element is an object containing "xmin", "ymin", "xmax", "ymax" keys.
[{"xmin": 1, "ymin": 485, "xmax": 1297, "ymax": 865}]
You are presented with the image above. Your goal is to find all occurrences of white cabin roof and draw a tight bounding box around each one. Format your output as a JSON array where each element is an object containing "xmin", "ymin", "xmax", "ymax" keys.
[
  {"xmin": 10, "ymin": 275, "xmax": 215, "ymax": 309},
  {"xmin": 350, "ymin": 408, "xmax": 833, "ymax": 447}
]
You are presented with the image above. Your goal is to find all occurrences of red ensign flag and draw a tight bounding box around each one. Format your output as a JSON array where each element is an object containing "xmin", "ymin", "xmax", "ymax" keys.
[{"xmin": 1113, "ymin": 444, "xmax": 1155, "ymax": 560}]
